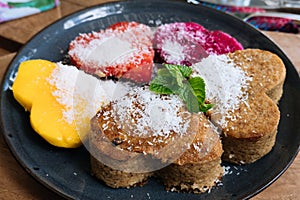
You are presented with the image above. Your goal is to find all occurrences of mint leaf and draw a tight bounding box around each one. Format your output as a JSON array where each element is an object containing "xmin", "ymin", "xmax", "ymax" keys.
[
  {"xmin": 164, "ymin": 64, "xmax": 193, "ymax": 78},
  {"xmin": 188, "ymin": 77, "xmax": 213, "ymax": 112},
  {"xmin": 199, "ymin": 103, "xmax": 214, "ymax": 113},
  {"xmin": 149, "ymin": 64, "xmax": 213, "ymax": 113},
  {"xmin": 188, "ymin": 77, "xmax": 206, "ymax": 103},
  {"xmin": 176, "ymin": 84, "xmax": 200, "ymax": 113},
  {"xmin": 149, "ymin": 83, "xmax": 173, "ymax": 94},
  {"xmin": 164, "ymin": 64, "xmax": 185, "ymax": 87},
  {"xmin": 150, "ymin": 68, "xmax": 180, "ymax": 93}
]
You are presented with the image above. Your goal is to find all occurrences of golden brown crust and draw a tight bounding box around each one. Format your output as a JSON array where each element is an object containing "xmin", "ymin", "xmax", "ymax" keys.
[
  {"xmin": 155, "ymin": 116, "xmax": 223, "ymax": 192},
  {"xmin": 89, "ymin": 90, "xmax": 224, "ymax": 190},
  {"xmin": 223, "ymin": 92, "xmax": 280, "ymax": 139},
  {"xmin": 229, "ymin": 49, "xmax": 286, "ymax": 102},
  {"xmin": 222, "ymin": 129, "xmax": 277, "ymax": 164},
  {"xmin": 90, "ymin": 156, "xmax": 152, "ymax": 188},
  {"xmin": 156, "ymin": 158, "xmax": 223, "ymax": 193},
  {"xmin": 91, "ymin": 102, "xmax": 222, "ymax": 164},
  {"xmin": 219, "ymin": 49, "xmax": 285, "ymax": 164},
  {"xmin": 174, "ymin": 114, "xmax": 223, "ymax": 165},
  {"xmin": 91, "ymin": 102, "xmax": 193, "ymax": 162}
]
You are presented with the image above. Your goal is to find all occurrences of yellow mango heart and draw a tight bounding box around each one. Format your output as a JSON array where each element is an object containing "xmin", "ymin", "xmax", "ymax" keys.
[
  {"xmin": 12, "ymin": 60, "xmax": 55, "ymax": 111},
  {"xmin": 12, "ymin": 60, "xmax": 116, "ymax": 148}
]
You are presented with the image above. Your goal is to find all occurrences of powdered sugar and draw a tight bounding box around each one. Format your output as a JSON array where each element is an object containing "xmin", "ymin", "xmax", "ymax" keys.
[
  {"xmin": 154, "ymin": 22, "xmax": 208, "ymax": 66},
  {"xmin": 47, "ymin": 63, "xmax": 123, "ymax": 126},
  {"xmin": 68, "ymin": 22, "xmax": 154, "ymax": 78},
  {"xmin": 161, "ymin": 40, "xmax": 185, "ymax": 64},
  {"xmin": 192, "ymin": 54, "xmax": 252, "ymax": 127},
  {"xmin": 87, "ymin": 37, "xmax": 134, "ymax": 66},
  {"xmin": 154, "ymin": 22, "xmax": 243, "ymax": 66},
  {"xmin": 106, "ymin": 86, "xmax": 191, "ymax": 138}
]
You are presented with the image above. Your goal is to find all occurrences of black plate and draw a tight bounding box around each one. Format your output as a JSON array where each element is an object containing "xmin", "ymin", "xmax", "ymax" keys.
[{"xmin": 1, "ymin": 0, "xmax": 300, "ymax": 199}]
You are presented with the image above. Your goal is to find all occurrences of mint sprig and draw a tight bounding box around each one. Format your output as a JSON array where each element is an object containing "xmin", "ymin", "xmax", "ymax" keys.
[{"xmin": 149, "ymin": 64, "xmax": 213, "ymax": 113}]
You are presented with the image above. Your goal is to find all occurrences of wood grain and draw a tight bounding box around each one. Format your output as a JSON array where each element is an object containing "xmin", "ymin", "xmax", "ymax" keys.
[
  {"xmin": 254, "ymin": 155, "xmax": 300, "ymax": 200},
  {"xmin": 0, "ymin": 136, "xmax": 64, "ymax": 200},
  {"xmin": 0, "ymin": 1, "xmax": 83, "ymax": 45},
  {"xmin": 263, "ymin": 31, "xmax": 300, "ymax": 74},
  {"xmin": 0, "ymin": 1, "xmax": 299, "ymax": 199},
  {"xmin": 0, "ymin": 53, "xmax": 15, "ymax": 80},
  {"xmin": 0, "ymin": 48, "xmax": 11, "ymax": 57}
]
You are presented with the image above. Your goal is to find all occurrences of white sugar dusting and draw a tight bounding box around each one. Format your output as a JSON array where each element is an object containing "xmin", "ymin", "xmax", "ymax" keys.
[
  {"xmin": 87, "ymin": 37, "xmax": 134, "ymax": 66},
  {"xmin": 69, "ymin": 23, "xmax": 153, "ymax": 71},
  {"xmin": 223, "ymin": 165, "xmax": 248, "ymax": 176},
  {"xmin": 192, "ymin": 54, "xmax": 252, "ymax": 127},
  {"xmin": 161, "ymin": 40, "xmax": 185, "ymax": 63},
  {"xmin": 107, "ymin": 86, "xmax": 191, "ymax": 137},
  {"xmin": 155, "ymin": 23, "xmax": 208, "ymax": 65},
  {"xmin": 48, "ymin": 63, "xmax": 79, "ymax": 124},
  {"xmin": 47, "ymin": 63, "xmax": 123, "ymax": 125}
]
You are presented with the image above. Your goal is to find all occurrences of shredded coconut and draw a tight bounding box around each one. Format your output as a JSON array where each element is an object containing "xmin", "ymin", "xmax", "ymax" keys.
[
  {"xmin": 87, "ymin": 37, "xmax": 134, "ymax": 66},
  {"xmin": 161, "ymin": 39, "xmax": 185, "ymax": 64},
  {"xmin": 192, "ymin": 54, "xmax": 252, "ymax": 127},
  {"xmin": 69, "ymin": 23, "xmax": 153, "ymax": 71},
  {"xmin": 47, "ymin": 63, "xmax": 126, "ymax": 126},
  {"xmin": 155, "ymin": 23, "xmax": 208, "ymax": 65},
  {"xmin": 223, "ymin": 165, "xmax": 248, "ymax": 176},
  {"xmin": 105, "ymin": 85, "xmax": 191, "ymax": 137}
]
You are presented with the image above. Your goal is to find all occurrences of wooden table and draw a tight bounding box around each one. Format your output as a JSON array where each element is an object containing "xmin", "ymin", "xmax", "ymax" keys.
[{"xmin": 0, "ymin": 1, "xmax": 299, "ymax": 199}]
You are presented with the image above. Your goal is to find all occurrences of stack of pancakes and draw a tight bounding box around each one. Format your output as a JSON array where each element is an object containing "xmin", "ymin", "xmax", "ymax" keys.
[
  {"xmin": 88, "ymin": 49, "xmax": 285, "ymax": 193},
  {"xmin": 89, "ymin": 85, "xmax": 223, "ymax": 192},
  {"xmin": 68, "ymin": 21, "xmax": 285, "ymax": 194}
]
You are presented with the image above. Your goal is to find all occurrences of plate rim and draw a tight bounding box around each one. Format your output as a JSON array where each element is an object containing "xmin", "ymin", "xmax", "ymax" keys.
[{"xmin": 1, "ymin": 0, "xmax": 300, "ymax": 199}]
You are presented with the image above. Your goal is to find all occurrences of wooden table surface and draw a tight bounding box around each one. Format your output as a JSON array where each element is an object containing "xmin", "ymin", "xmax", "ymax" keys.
[{"xmin": 0, "ymin": 1, "xmax": 299, "ymax": 199}]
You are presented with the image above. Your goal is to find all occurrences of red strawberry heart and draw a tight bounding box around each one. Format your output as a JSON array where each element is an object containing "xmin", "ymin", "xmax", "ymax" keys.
[{"xmin": 69, "ymin": 22, "xmax": 154, "ymax": 82}]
